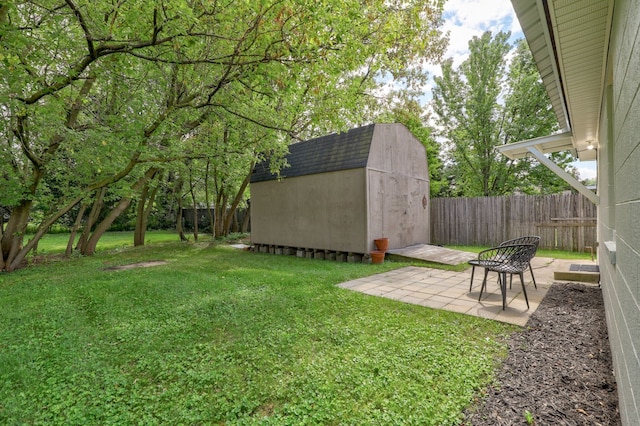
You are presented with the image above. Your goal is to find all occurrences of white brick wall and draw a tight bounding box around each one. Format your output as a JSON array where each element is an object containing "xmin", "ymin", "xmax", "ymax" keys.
[{"xmin": 599, "ymin": 0, "xmax": 640, "ymax": 423}]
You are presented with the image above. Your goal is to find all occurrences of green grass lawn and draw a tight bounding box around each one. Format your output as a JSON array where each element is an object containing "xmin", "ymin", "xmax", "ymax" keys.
[
  {"xmin": 31, "ymin": 230, "xmax": 185, "ymax": 256},
  {"xmin": 0, "ymin": 239, "xmax": 518, "ymax": 425},
  {"xmin": 446, "ymin": 245, "xmax": 592, "ymax": 260}
]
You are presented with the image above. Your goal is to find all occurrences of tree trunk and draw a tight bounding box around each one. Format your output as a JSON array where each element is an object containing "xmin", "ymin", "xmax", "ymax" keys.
[
  {"xmin": 221, "ymin": 163, "xmax": 254, "ymax": 237},
  {"xmin": 82, "ymin": 168, "xmax": 158, "ymax": 256},
  {"xmin": 82, "ymin": 198, "xmax": 133, "ymax": 256},
  {"xmin": 76, "ymin": 188, "xmax": 106, "ymax": 253},
  {"xmin": 189, "ymin": 173, "xmax": 199, "ymax": 242},
  {"xmin": 172, "ymin": 175, "xmax": 188, "ymax": 241},
  {"xmin": 176, "ymin": 205, "xmax": 187, "ymax": 241},
  {"xmin": 66, "ymin": 203, "xmax": 87, "ymax": 256},
  {"xmin": 215, "ymin": 192, "xmax": 228, "ymax": 237},
  {"xmin": 0, "ymin": 201, "xmax": 32, "ymax": 271},
  {"xmin": 4, "ymin": 196, "xmax": 83, "ymax": 271},
  {"xmin": 138, "ymin": 174, "xmax": 160, "ymax": 246},
  {"xmin": 133, "ymin": 200, "xmax": 147, "ymax": 247},
  {"xmin": 0, "ymin": 209, "xmax": 5, "ymax": 240},
  {"xmin": 232, "ymin": 209, "xmax": 239, "ymax": 233},
  {"xmin": 134, "ymin": 170, "xmax": 160, "ymax": 247},
  {"xmin": 241, "ymin": 203, "xmax": 251, "ymax": 233},
  {"xmin": 213, "ymin": 187, "xmax": 222, "ymax": 238},
  {"xmin": 204, "ymin": 159, "xmax": 215, "ymax": 237}
]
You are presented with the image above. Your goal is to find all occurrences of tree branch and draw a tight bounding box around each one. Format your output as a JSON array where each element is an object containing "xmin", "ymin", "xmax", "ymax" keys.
[
  {"xmin": 66, "ymin": 74, "xmax": 96, "ymax": 129},
  {"xmin": 65, "ymin": 0, "xmax": 96, "ymax": 59},
  {"xmin": 13, "ymin": 114, "xmax": 42, "ymax": 168},
  {"xmin": 17, "ymin": 33, "xmax": 175, "ymax": 105},
  {"xmin": 210, "ymin": 103, "xmax": 292, "ymax": 134}
]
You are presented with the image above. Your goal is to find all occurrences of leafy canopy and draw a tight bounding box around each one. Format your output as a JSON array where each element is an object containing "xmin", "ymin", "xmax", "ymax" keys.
[
  {"xmin": 0, "ymin": 0, "xmax": 449, "ymax": 270},
  {"xmin": 432, "ymin": 32, "xmax": 575, "ymax": 197}
]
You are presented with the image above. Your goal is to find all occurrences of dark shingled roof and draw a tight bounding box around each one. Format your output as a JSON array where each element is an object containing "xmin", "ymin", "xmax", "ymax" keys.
[{"xmin": 251, "ymin": 124, "xmax": 375, "ymax": 183}]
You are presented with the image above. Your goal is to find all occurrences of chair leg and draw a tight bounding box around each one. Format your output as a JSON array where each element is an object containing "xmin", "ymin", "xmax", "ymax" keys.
[
  {"xmin": 529, "ymin": 262, "xmax": 537, "ymax": 289},
  {"xmin": 478, "ymin": 269, "xmax": 489, "ymax": 301},
  {"xmin": 519, "ymin": 272, "xmax": 530, "ymax": 309},
  {"xmin": 501, "ymin": 272, "xmax": 507, "ymax": 310},
  {"xmin": 469, "ymin": 265, "xmax": 476, "ymax": 292}
]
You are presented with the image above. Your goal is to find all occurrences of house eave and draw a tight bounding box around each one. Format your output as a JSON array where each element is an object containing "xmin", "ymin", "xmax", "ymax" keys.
[
  {"xmin": 497, "ymin": 131, "xmax": 599, "ymax": 205},
  {"xmin": 496, "ymin": 131, "xmax": 575, "ymax": 160},
  {"xmin": 510, "ymin": 0, "xmax": 612, "ymax": 162}
]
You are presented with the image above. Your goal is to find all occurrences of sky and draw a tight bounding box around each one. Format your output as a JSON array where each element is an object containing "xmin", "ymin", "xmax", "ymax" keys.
[
  {"xmin": 424, "ymin": 0, "xmax": 597, "ymax": 181},
  {"xmin": 426, "ymin": 0, "xmax": 523, "ymax": 85}
]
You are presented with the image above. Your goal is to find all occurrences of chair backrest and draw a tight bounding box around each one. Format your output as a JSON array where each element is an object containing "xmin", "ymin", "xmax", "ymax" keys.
[
  {"xmin": 503, "ymin": 243, "xmax": 536, "ymax": 272},
  {"xmin": 478, "ymin": 243, "xmax": 536, "ymax": 272},
  {"xmin": 499, "ymin": 236, "xmax": 540, "ymax": 252}
]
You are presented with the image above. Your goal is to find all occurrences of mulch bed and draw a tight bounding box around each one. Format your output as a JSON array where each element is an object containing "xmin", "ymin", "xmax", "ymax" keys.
[{"xmin": 463, "ymin": 283, "xmax": 621, "ymax": 425}]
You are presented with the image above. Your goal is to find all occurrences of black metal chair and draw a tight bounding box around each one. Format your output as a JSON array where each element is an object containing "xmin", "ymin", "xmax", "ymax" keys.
[
  {"xmin": 469, "ymin": 236, "xmax": 540, "ymax": 292},
  {"xmin": 469, "ymin": 250, "xmax": 506, "ymax": 292},
  {"xmin": 471, "ymin": 243, "xmax": 536, "ymax": 310},
  {"xmin": 499, "ymin": 236, "xmax": 540, "ymax": 289}
]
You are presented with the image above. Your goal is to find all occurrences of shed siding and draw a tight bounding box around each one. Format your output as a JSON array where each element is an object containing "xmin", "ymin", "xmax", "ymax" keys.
[
  {"xmin": 250, "ymin": 168, "xmax": 368, "ymax": 253},
  {"xmin": 366, "ymin": 124, "xmax": 430, "ymax": 251},
  {"xmin": 367, "ymin": 170, "xmax": 429, "ymax": 251},
  {"xmin": 599, "ymin": 0, "xmax": 640, "ymax": 423},
  {"xmin": 367, "ymin": 124, "xmax": 430, "ymax": 179}
]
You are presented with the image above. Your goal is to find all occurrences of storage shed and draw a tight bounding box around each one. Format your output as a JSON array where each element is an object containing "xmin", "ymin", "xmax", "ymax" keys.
[{"xmin": 250, "ymin": 123, "xmax": 430, "ymax": 257}]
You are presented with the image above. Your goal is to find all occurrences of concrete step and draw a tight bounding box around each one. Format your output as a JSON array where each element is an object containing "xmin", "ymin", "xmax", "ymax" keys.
[{"xmin": 554, "ymin": 263, "xmax": 600, "ymax": 284}]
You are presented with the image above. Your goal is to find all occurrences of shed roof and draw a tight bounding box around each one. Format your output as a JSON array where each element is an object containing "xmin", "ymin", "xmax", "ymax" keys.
[{"xmin": 251, "ymin": 124, "xmax": 375, "ymax": 183}]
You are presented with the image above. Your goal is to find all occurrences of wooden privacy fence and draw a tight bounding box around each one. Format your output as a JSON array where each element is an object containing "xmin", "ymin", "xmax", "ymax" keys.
[{"xmin": 430, "ymin": 192, "xmax": 597, "ymax": 252}]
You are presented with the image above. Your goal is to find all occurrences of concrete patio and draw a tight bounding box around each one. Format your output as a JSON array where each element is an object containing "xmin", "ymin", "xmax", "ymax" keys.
[{"xmin": 337, "ymin": 256, "xmax": 599, "ymax": 326}]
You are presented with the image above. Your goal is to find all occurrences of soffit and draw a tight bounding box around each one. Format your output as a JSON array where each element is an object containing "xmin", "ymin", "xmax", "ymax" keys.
[
  {"xmin": 497, "ymin": 131, "xmax": 574, "ymax": 160},
  {"xmin": 510, "ymin": 0, "xmax": 612, "ymax": 161}
]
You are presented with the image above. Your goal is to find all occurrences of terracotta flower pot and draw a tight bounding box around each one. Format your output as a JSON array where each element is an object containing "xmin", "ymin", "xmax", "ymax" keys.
[
  {"xmin": 374, "ymin": 237, "xmax": 389, "ymax": 252},
  {"xmin": 370, "ymin": 250, "xmax": 385, "ymax": 264}
]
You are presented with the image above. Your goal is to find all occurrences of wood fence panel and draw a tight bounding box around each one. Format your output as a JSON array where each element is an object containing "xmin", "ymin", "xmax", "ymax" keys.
[{"xmin": 430, "ymin": 192, "xmax": 597, "ymax": 252}]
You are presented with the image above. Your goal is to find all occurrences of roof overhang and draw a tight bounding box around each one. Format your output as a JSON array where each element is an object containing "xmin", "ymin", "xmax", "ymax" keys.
[
  {"xmin": 508, "ymin": 0, "xmax": 613, "ymax": 161},
  {"xmin": 500, "ymin": 0, "xmax": 614, "ymax": 205},
  {"xmin": 498, "ymin": 132, "xmax": 599, "ymax": 205},
  {"xmin": 496, "ymin": 131, "xmax": 575, "ymax": 160}
]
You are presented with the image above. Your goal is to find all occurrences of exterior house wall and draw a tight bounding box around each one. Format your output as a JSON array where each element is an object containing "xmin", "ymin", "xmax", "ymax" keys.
[
  {"xmin": 599, "ymin": 0, "xmax": 640, "ymax": 423},
  {"xmin": 250, "ymin": 168, "xmax": 368, "ymax": 253},
  {"xmin": 366, "ymin": 124, "xmax": 430, "ymax": 251}
]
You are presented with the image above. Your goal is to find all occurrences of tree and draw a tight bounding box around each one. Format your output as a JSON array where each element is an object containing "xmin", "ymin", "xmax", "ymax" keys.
[
  {"xmin": 502, "ymin": 40, "xmax": 577, "ymax": 194},
  {"xmin": 1, "ymin": 0, "xmax": 448, "ymax": 271},
  {"xmin": 432, "ymin": 32, "xmax": 575, "ymax": 197}
]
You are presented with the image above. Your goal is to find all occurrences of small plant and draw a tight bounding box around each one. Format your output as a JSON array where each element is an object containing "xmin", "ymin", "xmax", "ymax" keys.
[
  {"xmin": 524, "ymin": 409, "xmax": 535, "ymax": 425},
  {"xmin": 216, "ymin": 232, "xmax": 250, "ymax": 244}
]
